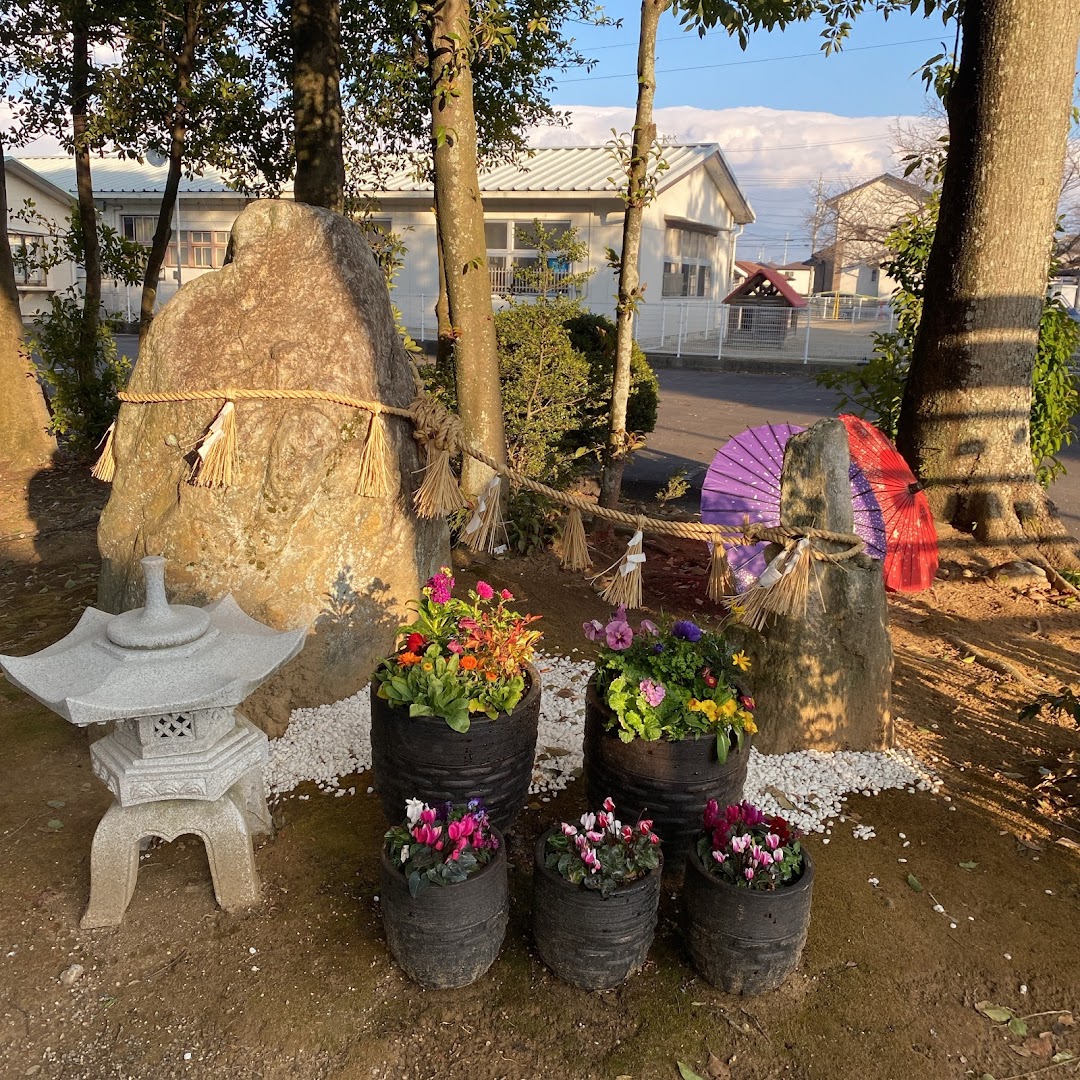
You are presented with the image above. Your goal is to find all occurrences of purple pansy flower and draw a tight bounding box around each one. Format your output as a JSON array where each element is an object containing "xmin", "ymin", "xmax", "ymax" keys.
[
  {"xmin": 671, "ymin": 619, "xmax": 703, "ymax": 642},
  {"xmin": 605, "ymin": 620, "xmax": 634, "ymax": 650}
]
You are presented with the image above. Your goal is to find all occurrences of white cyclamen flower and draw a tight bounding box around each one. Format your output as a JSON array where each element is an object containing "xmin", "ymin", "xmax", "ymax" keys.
[
  {"xmin": 579, "ymin": 812, "xmax": 596, "ymax": 831},
  {"xmin": 405, "ymin": 798, "xmax": 425, "ymax": 825},
  {"xmin": 400, "ymin": 844, "xmax": 410, "ymax": 864}
]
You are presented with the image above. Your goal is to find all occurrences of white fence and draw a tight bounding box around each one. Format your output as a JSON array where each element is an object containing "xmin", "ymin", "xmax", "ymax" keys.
[{"xmin": 342, "ymin": 293, "xmax": 898, "ymax": 368}]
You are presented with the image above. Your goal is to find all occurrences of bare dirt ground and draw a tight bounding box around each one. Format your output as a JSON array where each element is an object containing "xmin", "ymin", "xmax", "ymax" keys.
[{"xmin": 0, "ymin": 460, "xmax": 1078, "ymax": 1080}]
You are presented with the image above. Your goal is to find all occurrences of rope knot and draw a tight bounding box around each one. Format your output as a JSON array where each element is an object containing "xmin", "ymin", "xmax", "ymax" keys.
[{"xmin": 408, "ymin": 396, "xmax": 464, "ymax": 457}]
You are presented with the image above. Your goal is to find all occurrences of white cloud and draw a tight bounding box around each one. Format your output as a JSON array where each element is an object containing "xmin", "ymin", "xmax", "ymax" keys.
[{"xmin": 533, "ymin": 104, "xmax": 918, "ymax": 261}]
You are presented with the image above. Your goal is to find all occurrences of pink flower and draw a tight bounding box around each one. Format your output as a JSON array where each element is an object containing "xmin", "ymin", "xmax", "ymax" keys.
[
  {"xmin": 500, "ymin": 588, "xmax": 513, "ymax": 600},
  {"xmin": 639, "ymin": 678, "xmax": 666, "ymax": 707},
  {"xmin": 712, "ymin": 851, "xmax": 727, "ymax": 864},
  {"xmin": 419, "ymin": 808, "xmax": 436, "ymax": 826},
  {"xmin": 582, "ymin": 848, "xmax": 599, "ymax": 872},
  {"xmin": 596, "ymin": 812, "xmax": 609, "ymax": 829},
  {"xmin": 605, "ymin": 620, "xmax": 634, "ymax": 650},
  {"xmin": 638, "ymin": 820, "xmax": 653, "ymax": 835},
  {"xmin": 744, "ymin": 867, "xmax": 755, "ymax": 881},
  {"xmin": 476, "ymin": 580, "xmax": 495, "ymax": 601},
  {"xmin": 603, "ymin": 797, "xmax": 616, "ymax": 813},
  {"xmin": 447, "ymin": 639, "xmax": 463, "ymax": 654},
  {"xmin": 766, "ymin": 833, "xmax": 781, "ymax": 850},
  {"xmin": 586, "ymin": 830, "xmax": 604, "ymax": 843},
  {"xmin": 582, "ymin": 619, "xmax": 604, "ymax": 642},
  {"xmin": 639, "ymin": 619, "xmax": 659, "ymax": 635},
  {"xmin": 649, "ymin": 833, "xmax": 660, "ymax": 845},
  {"xmin": 731, "ymin": 834, "xmax": 750, "ymax": 854},
  {"xmin": 426, "ymin": 568, "xmax": 454, "ymax": 604},
  {"xmin": 621, "ymin": 826, "xmax": 633, "ymax": 842},
  {"xmin": 561, "ymin": 823, "xmax": 578, "ymax": 837}
]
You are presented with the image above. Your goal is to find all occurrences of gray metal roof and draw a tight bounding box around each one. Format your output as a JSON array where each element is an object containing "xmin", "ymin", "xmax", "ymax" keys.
[{"xmin": 13, "ymin": 156, "xmax": 241, "ymax": 195}]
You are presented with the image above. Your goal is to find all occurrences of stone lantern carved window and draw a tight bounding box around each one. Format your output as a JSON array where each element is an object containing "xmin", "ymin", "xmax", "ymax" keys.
[{"xmin": 154, "ymin": 713, "xmax": 195, "ymax": 739}]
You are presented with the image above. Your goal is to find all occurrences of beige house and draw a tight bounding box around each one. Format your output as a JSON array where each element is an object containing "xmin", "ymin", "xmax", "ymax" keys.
[
  {"xmin": 812, "ymin": 173, "xmax": 928, "ymax": 297},
  {"xmin": 7, "ymin": 145, "xmax": 754, "ymax": 338}
]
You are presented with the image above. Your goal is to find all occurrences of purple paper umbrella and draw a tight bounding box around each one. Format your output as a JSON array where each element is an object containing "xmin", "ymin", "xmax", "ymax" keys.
[{"xmin": 700, "ymin": 422, "xmax": 887, "ymax": 593}]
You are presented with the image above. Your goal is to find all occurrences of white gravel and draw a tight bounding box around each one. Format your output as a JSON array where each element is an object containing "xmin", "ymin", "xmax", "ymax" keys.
[{"xmin": 266, "ymin": 650, "xmax": 943, "ymax": 834}]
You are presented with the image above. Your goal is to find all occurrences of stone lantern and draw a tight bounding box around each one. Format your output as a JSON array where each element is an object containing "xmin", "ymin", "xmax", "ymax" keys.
[{"xmin": 0, "ymin": 556, "xmax": 305, "ymax": 929}]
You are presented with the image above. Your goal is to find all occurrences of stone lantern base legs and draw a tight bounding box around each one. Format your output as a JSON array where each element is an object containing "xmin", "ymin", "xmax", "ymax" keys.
[{"xmin": 81, "ymin": 774, "xmax": 271, "ymax": 930}]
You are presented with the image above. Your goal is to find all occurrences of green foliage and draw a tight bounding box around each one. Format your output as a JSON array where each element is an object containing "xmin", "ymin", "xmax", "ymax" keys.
[
  {"xmin": 817, "ymin": 194, "xmax": 1080, "ymax": 484},
  {"xmin": 504, "ymin": 218, "xmax": 593, "ymax": 298},
  {"xmin": 1018, "ymin": 685, "xmax": 1080, "ymax": 725},
  {"xmin": 495, "ymin": 297, "xmax": 592, "ymax": 484},
  {"xmin": 656, "ymin": 467, "xmax": 691, "ymax": 506},
  {"xmin": 505, "ymin": 491, "xmax": 558, "ymax": 555},
  {"xmin": 563, "ymin": 310, "xmax": 659, "ymax": 444},
  {"xmin": 28, "ymin": 294, "xmax": 130, "ymax": 451}
]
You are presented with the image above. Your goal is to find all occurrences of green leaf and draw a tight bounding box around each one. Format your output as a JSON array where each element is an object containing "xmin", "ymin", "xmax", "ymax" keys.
[
  {"xmin": 1051, "ymin": 1051, "xmax": 1075, "ymax": 1064},
  {"xmin": 1007, "ymin": 1017, "xmax": 1028, "ymax": 1037},
  {"xmin": 906, "ymin": 874, "xmax": 923, "ymax": 892},
  {"xmin": 715, "ymin": 731, "xmax": 729, "ymax": 764},
  {"xmin": 677, "ymin": 1064, "xmax": 705, "ymax": 1080},
  {"xmin": 975, "ymin": 1001, "xmax": 1014, "ymax": 1024},
  {"xmin": 444, "ymin": 709, "xmax": 470, "ymax": 733},
  {"xmin": 46, "ymin": 819, "xmax": 63, "ymax": 830},
  {"xmin": 958, "ymin": 861, "xmax": 978, "ymax": 869}
]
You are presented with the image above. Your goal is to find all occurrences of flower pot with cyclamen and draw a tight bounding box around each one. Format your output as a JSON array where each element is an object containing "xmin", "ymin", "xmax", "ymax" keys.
[
  {"xmin": 371, "ymin": 569, "xmax": 542, "ymax": 834},
  {"xmin": 682, "ymin": 800, "xmax": 813, "ymax": 995},
  {"xmin": 380, "ymin": 799, "xmax": 508, "ymax": 989},
  {"xmin": 582, "ymin": 612, "xmax": 757, "ymax": 869},
  {"xmin": 532, "ymin": 798, "xmax": 662, "ymax": 991}
]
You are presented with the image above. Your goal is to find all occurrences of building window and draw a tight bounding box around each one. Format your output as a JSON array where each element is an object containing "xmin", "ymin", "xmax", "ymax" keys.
[
  {"xmin": 124, "ymin": 217, "xmax": 230, "ymax": 269},
  {"xmin": 486, "ymin": 219, "xmax": 573, "ymax": 294},
  {"xmin": 662, "ymin": 226, "xmax": 714, "ymax": 298},
  {"xmin": 8, "ymin": 233, "xmax": 47, "ymax": 286}
]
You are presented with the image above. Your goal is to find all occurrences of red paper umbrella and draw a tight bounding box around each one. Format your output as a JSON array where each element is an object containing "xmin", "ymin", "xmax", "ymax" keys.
[{"xmin": 839, "ymin": 414, "xmax": 939, "ymax": 593}]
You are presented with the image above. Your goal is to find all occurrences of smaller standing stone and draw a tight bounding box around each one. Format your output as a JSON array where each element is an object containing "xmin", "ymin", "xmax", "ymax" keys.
[{"xmin": 746, "ymin": 420, "xmax": 893, "ymax": 753}]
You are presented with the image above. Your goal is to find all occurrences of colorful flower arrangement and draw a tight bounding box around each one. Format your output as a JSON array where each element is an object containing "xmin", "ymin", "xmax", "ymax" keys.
[
  {"xmin": 384, "ymin": 799, "xmax": 500, "ymax": 896},
  {"xmin": 695, "ymin": 800, "xmax": 803, "ymax": 891},
  {"xmin": 544, "ymin": 798, "xmax": 662, "ymax": 898},
  {"xmin": 585, "ymin": 609, "xmax": 756, "ymax": 760},
  {"xmin": 374, "ymin": 567, "xmax": 541, "ymax": 731}
]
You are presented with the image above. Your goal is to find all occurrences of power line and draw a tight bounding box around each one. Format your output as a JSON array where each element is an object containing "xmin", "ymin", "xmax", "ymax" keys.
[{"xmin": 558, "ymin": 35, "xmax": 942, "ymax": 82}]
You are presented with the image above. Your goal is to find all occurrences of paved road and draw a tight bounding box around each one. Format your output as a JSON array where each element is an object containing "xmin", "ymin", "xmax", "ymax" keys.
[{"xmin": 626, "ymin": 368, "xmax": 1080, "ymax": 535}]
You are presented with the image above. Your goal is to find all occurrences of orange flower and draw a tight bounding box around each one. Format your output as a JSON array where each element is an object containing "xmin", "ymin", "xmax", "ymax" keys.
[
  {"xmin": 485, "ymin": 671, "xmax": 498, "ymax": 682},
  {"xmin": 398, "ymin": 651, "xmax": 421, "ymax": 666},
  {"xmin": 460, "ymin": 655, "xmax": 478, "ymax": 671}
]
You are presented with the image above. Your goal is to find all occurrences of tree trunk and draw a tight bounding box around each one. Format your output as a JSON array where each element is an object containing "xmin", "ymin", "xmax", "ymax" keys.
[
  {"xmin": 72, "ymin": 14, "xmax": 102, "ymax": 370},
  {"xmin": 290, "ymin": 0, "xmax": 345, "ymax": 213},
  {"xmin": 598, "ymin": 0, "xmax": 669, "ymax": 509},
  {"xmin": 896, "ymin": 0, "xmax": 1080, "ymax": 568},
  {"xmin": 0, "ymin": 146, "xmax": 56, "ymax": 468},
  {"xmin": 428, "ymin": 0, "xmax": 507, "ymax": 494},
  {"xmin": 138, "ymin": 0, "xmax": 198, "ymax": 344},
  {"xmin": 435, "ymin": 219, "xmax": 453, "ymax": 369}
]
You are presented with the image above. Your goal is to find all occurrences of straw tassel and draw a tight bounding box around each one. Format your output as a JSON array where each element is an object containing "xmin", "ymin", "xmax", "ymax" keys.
[
  {"xmin": 413, "ymin": 442, "xmax": 466, "ymax": 518},
  {"xmin": 558, "ymin": 507, "xmax": 591, "ymax": 571},
  {"xmin": 729, "ymin": 536, "xmax": 812, "ymax": 630},
  {"xmin": 706, "ymin": 536, "xmax": 734, "ymax": 601},
  {"xmin": 356, "ymin": 406, "xmax": 393, "ymax": 498},
  {"xmin": 463, "ymin": 475, "xmax": 505, "ymax": 554},
  {"xmin": 90, "ymin": 422, "xmax": 117, "ymax": 482},
  {"xmin": 189, "ymin": 400, "xmax": 238, "ymax": 488},
  {"xmin": 599, "ymin": 526, "xmax": 645, "ymax": 609}
]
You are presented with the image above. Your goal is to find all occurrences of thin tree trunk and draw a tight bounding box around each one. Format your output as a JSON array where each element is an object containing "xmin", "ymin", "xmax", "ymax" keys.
[
  {"xmin": 428, "ymin": 0, "xmax": 506, "ymax": 494},
  {"xmin": 138, "ymin": 0, "xmax": 199, "ymax": 344},
  {"xmin": 0, "ymin": 146, "xmax": 56, "ymax": 468},
  {"xmin": 896, "ymin": 0, "xmax": 1080, "ymax": 568},
  {"xmin": 290, "ymin": 0, "xmax": 345, "ymax": 213},
  {"xmin": 72, "ymin": 14, "xmax": 102, "ymax": 371},
  {"xmin": 599, "ymin": 0, "xmax": 669, "ymax": 508}
]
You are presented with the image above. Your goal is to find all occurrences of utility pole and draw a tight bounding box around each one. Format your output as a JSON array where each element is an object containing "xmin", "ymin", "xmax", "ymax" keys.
[
  {"xmin": 782, "ymin": 232, "xmax": 790, "ymax": 264},
  {"xmin": 808, "ymin": 174, "xmax": 823, "ymax": 255}
]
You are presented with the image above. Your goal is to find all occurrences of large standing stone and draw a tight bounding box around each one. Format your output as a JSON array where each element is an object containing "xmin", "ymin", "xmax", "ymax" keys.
[
  {"xmin": 97, "ymin": 200, "xmax": 449, "ymax": 736},
  {"xmin": 747, "ymin": 419, "xmax": 893, "ymax": 753}
]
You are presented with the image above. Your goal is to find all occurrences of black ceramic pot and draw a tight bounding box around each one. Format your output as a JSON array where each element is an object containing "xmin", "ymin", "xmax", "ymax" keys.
[
  {"xmin": 681, "ymin": 846, "xmax": 814, "ymax": 995},
  {"xmin": 379, "ymin": 829, "xmax": 508, "ymax": 989},
  {"xmin": 370, "ymin": 663, "xmax": 541, "ymax": 833},
  {"xmin": 583, "ymin": 677, "xmax": 751, "ymax": 869},
  {"xmin": 531, "ymin": 827, "xmax": 662, "ymax": 990}
]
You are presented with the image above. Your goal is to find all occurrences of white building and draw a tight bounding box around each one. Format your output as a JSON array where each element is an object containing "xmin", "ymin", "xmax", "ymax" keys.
[{"xmin": 7, "ymin": 144, "xmax": 754, "ymax": 337}]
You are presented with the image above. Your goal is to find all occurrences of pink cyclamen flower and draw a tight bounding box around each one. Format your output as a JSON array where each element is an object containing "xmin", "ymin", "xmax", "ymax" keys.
[
  {"xmin": 712, "ymin": 850, "xmax": 727, "ymax": 863},
  {"xmin": 500, "ymin": 589, "xmax": 513, "ymax": 600},
  {"xmin": 621, "ymin": 826, "xmax": 634, "ymax": 842},
  {"xmin": 605, "ymin": 620, "xmax": 634, "ymax": 650},
  {"xmin": 561, "ymin": 822, "xmax": 578, "ymax": 837},
  {"xmin": 766, "ymin": 833, "xmax": 781, "ymax": 850},
  {"xmin": 731, "ymin": 834, "xmax": 750, "ymax": 854},
  {"xmin": 582, "ymin": 848, "xmax": 600, "ymax": 872},
  {"xmin": 638, "ymin": 819, "xmax": 653, "ymax": 835},
  {"xmin": 639, "ymin": 679, "xmax": 666, "ymax": 707},
  {"xmin": 744, "ymin": 867, "xmax": 755, "ymax": 881},
  {"xmin": 603, "ymin": 796, "xmax": 616, "ymax": 813},
  {"xmin": 586, "ymin": 830, "xmax": 604, "ymax": 844},
  {"xmin": 476, "ymin": 580, "xmax": 495, "ymax": 601},
  {"xmin": 649, "ymin": 833, "xmax": 660, "ymax": 845},
  {"xmin": 596, "ymin": 812, "xmax": 609, "ymax": 829}
]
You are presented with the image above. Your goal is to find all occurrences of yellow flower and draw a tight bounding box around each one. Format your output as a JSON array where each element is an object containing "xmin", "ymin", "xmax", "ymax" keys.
[
  {"xmin": 742, "ymin": 714, "xmax": 758, "ymax": 735},
  {"xmin": 729, "ymin": 602, "xmax": 746, "ymax": 617},
  {"xmin": 731, "ymin": 650, "xmax": 751, "ymax": 672},
  {"xmin": 422, "ymin": 661, "xmax": 434, "ymax": 672},
  {"xmin": 719, "ymin": 697, "xmax": 737, "ymax": 718},
  {"xmin": 688, "ymin": 698, "xmax": 703, "ymax": 712}
]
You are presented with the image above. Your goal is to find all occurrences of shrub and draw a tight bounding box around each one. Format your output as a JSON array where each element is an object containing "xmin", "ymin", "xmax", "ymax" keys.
[
  {"xmin": 29, "ymin": 294, "xmax": 130, "ymax": 452},
  {"xmin": 563, "ymin": 311, "xmax": 659, "ymax": 444}
]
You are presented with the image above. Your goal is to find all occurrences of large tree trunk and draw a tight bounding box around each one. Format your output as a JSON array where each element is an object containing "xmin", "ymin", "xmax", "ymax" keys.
[
  {"xmin": 599, "ymin": 0, "xmax": 669, "ymax": 508},
  {"xmin": 72, "ymin": 14, "xmax": 102, "ymax": 369},
  {"xmin": 896, "ymin": 0, "xmax": 1080, "ymax": 568},
  {"xmin": 428, "ymin": 0, "xmax": 506, "ymax": 495},
  {"xmin": 0, "ymin": 147, "xmax": 56, "ymax": 468},
  {"xmin": 138, "ymin": 0, "xmax": 198, "ymax": 344},
  {"xmin": 290, "ymin": 0, "xmax": 345, "ymax": 213}
]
